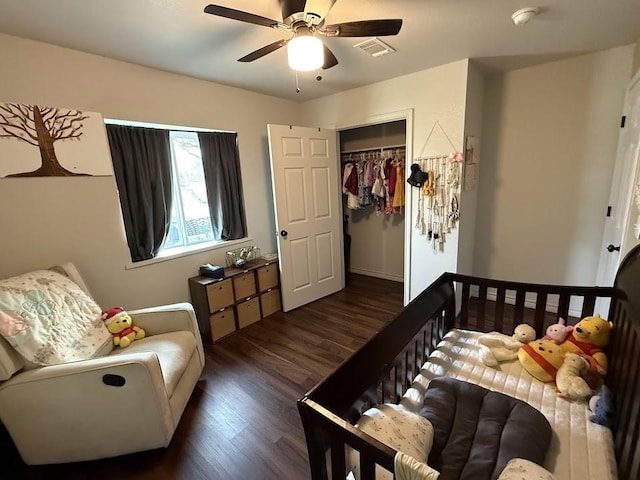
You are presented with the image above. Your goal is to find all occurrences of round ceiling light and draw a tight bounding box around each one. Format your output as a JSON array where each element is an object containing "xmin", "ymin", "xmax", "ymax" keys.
[
  {"xmin": 512, "ymin": 7, "xmax": 540, "ymax": 26},
  {"xmin": 287, "ymin": 34, "xmax": 324, "ymax": 71}
]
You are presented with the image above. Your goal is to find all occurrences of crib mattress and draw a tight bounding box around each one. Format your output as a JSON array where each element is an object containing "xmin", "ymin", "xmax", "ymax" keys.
[{"xmin": 399, "ymin": 329, "xmax": 618, "ymax": 480}]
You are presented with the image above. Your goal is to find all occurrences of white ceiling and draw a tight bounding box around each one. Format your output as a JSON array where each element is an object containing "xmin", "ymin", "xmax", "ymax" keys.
[{"xmin": 0, "ymin": 0, "xmax": 639, "ymax": 101}]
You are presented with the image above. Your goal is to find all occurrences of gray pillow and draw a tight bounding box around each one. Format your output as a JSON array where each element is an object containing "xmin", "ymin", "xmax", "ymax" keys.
[{"xmin": 419, "ymin": 377, "xmax": 551, "ymax": 480}]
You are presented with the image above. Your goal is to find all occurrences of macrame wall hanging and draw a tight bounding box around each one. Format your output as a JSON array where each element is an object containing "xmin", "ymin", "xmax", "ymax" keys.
[{"xmin": 413, "ymin": 121, "xmax": 463, "ymax": 252}]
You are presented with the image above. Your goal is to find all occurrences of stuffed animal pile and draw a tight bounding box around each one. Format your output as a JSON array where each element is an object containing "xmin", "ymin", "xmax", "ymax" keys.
[
  {"xmin": 477, "ymin": 315, "xmax": 615, "ymax": 419},
  {"xmin": 515, "ymin": 315, "xmax": 613, "ymax": 407}
]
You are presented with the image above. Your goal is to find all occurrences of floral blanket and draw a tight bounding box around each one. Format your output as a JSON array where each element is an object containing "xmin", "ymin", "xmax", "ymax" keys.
[{"xmin": 0, "ymin": 270, "xmax": 112, "ymax": 366}]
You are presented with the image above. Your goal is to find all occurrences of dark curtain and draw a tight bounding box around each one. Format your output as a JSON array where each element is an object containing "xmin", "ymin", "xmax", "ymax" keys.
[
  {"xmin": 198, "ymin": 132, "xmax": 247, "ymax": 240},
  {"xmin": 106, "ymin": 124, "xmax": 173, "ymax": 262}
]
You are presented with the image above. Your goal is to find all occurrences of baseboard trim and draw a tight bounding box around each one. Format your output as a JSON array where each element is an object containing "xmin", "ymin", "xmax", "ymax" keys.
[
  {"xmin": 469, "ymin": 286, "xmax": 583, "ymax": 318},
  {"xmin": 349, "ymin": 267, "xmax": 404, "ymax": 283}
]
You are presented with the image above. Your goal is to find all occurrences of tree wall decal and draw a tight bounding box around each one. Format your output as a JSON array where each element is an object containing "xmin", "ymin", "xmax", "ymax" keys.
[{"xmin": 0, "ymin": 103, "xmax": 89, "ymax": 177}]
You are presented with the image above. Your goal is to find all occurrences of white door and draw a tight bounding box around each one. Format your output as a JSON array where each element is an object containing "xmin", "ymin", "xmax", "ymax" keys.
[
  {"xmin": 267, "ymin": 124, "xmax": 344, "ymax": 312},
  {"xmin": 596, "ymin": 72, "xmax": 640, "ymax": 290}
]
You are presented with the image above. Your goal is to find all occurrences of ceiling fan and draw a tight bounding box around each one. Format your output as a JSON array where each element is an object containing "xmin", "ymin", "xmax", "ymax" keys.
[{"xmin": 203, "ymin": 0, "xmax": 402, "ymax": 72}]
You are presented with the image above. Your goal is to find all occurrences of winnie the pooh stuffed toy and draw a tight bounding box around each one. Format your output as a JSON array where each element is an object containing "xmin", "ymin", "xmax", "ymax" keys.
[
  {"xmin": 559, "ymin": 314, "xmax": 612, "ymax": 375},
  {"xmin": 518, "ymin": 339, "xmax": 565, "ymax": 383},
  {"xmin": 102, "ymin": 307, "xmax": 145, "ymax": 348}
]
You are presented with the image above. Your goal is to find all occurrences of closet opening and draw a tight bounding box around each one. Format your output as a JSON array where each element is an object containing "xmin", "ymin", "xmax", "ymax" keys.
[{"xmin": 339, "ymin": 120, "xmax": 407, "ymax": 285}]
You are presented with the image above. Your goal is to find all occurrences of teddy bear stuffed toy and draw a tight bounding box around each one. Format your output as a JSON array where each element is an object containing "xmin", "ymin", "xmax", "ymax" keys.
[
  {"xmin": 542, "ymin": 317, "xmax": 573, "ymax": 344},
  {"xmin": 589, "ymin": 385, "xmax": 616, "ymax": 431},
  {"xmin": 102, "ymin": 307, "xmax": 145, "ymax": 348},
  {"xmin": 477, "ymin": 324, "xmax": 536, "ymax": 367},
  {"xmin": 559, "ymin": 314, "xmax": 612, "ymax": 375},
  {"xmin": 518, "ymin": 339, "xmax": 565, "ymax": 383},
  {"xmin": 555, "ymin": 353, "xmax": 592, "ymax": 400}
]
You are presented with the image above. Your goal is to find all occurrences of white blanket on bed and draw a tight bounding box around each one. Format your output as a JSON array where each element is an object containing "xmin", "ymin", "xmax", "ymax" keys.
[
  {"xmin": 394, "ymin": 452, "xmax": 440, "ymax": 480},
  {"xmin": 400, "ymin": 329, "xmax": 617, "ymax": 480}
]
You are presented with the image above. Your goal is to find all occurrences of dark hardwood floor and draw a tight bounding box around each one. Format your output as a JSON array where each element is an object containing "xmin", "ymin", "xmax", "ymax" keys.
[{"xmin": 0, "ymin": 274, "xmax": 404, "ymax": 480}]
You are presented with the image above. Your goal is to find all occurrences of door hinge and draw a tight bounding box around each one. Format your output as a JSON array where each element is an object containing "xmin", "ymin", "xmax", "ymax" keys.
[
  {"xmin": 607, "ymin": 206, "xmax": 612, "ymax": 217},
  {"xmin": 621, "ymin": 116, "xmax": 626, "ymax": 128}
]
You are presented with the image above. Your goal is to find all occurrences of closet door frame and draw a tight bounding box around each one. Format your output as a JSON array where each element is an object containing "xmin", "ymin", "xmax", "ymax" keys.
[{"xmin": 337, "ymin": 108, "xmax": 414, "ymax": 306}]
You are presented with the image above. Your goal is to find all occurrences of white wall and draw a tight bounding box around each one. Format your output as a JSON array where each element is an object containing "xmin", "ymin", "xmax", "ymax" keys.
[
  {"xmin": 457, "ymin": 62, "xmax": 484, "ymax": 275},
  {"xmin": 633, "ymin": 40, "xmax": 640, "ymax": 77},
  {"xmin": 0, "ymin": 33, "xmax": 300, "ymax": 309},
  {"xmin": 4, "ymin": 30, "xmax": 631, "ymax": 312},
  {"xmin": 474, "ymin": 45, "xmax": 634, "ymax": 286},
  {"xmin": 301, "ymin": 60, "xmax": 470, "ymax": 301}
]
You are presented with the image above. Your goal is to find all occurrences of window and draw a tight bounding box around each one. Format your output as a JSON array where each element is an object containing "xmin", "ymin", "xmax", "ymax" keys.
[
  {"xmin": 106, "ymin": 121, "xmax": 247, "ymax": 264},
  {"xmin": 163, "ymin": 131, "xmax": 214, "ymax": 252}
]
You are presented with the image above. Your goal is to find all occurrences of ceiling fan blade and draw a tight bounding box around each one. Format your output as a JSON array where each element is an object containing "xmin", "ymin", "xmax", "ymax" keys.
[
  {"xmin": 324, "ymin": 19, "xmax": 402, "ymax": 37},
  {"xmin": 322, "ymin": 45, "xmax": 338, "ymax": 69},
  {"xmin": 304, "ymin": 0, "xmax": 337, "ymax": 23},
  {"xmin": 281, "ymin": 0, "xmax": 308, "ymax": 20},
  {"xmin": 238, "ymin": 39, "xmax": 288, "ymax": 62},
  {"xmin": 204, "ymin": 4, "xmax": 284, "ymax": 29}
]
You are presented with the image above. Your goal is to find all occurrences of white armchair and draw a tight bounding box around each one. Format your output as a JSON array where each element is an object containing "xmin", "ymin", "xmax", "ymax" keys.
[{"xmin": 0, "ymin": 263, "xmax": 204, "ymax": 465}]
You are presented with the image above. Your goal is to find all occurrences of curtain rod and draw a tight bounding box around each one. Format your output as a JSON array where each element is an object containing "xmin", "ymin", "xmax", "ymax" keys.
[{"xmin": 340, "ymin": 143, "xmax": 406, "ymax": 155}]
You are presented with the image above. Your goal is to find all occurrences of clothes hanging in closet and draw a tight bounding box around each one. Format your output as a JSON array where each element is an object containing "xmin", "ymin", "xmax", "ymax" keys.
[
  {"xmin": 392, "ymin": 161, "xmax": 405, "ymax": 209},
  {"xmin": 341, "ymin": 154, "xmax": 404, "ymax": 213},
  {"xmin": 342, "ymin": 162, "xmax": 360, "ymax": 210}
]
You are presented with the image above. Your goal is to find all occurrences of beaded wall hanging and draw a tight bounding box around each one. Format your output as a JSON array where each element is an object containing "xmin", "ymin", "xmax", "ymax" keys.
[{"xmin": 413, "ymin": 121, "xmax": 463, "ymax": 252}]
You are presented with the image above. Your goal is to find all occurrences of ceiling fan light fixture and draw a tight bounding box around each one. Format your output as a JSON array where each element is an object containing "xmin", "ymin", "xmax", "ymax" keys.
[
  {"xmin": 287, "ymin": 34, "xmax": 324, "ymax": 71},
  {"xmin": 511, "ymin": 7, "xmax": 540, "ymax": 25}
]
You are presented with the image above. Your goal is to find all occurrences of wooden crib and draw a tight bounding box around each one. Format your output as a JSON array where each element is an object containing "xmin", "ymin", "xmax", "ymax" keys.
[{"xmin": 297, "ymin": 244, "xmax": 640, "ymax": 480}]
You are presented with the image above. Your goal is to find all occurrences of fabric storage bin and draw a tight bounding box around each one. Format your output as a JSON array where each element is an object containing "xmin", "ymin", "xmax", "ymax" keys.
[
  {"xmin": 260, "ymin": 288, "xmax": 281, "ymax": 318},
  {"xmin": 206, "ymin": 279, "xmax": 234, "ymax": 312},
  {"xmin": 236, "ymin": 297, "xmax": 260, "ymax": 328},
  {"xmin": 233, "ymin": 272, "xmax": 256, "ymax": 301},
  {"xmin": 256, "ymin": 264, "xmax": 278, "ymax": 292},
  {"xmin": 209, "ymin": 308, "xmax": 236, "ymax": 342}
]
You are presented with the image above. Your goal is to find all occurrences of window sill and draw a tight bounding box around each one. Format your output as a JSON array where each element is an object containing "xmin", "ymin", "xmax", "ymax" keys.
[{"xmin": 124, "ymin": 237, "xmax": 254, "ymax": 270}]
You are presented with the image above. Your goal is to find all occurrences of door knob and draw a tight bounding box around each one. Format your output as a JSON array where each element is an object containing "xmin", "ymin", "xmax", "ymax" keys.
[
  {"xmin": 280, "ymin": 230, "xmax": 288, "ymax": 238},
  {"xmin": 607, "ymin": 244, "xmax": 621, "ymax": 253}
]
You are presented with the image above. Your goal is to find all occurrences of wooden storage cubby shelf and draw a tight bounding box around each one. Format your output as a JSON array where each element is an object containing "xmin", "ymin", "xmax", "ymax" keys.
[{"xmin": 189, "ymin": 257, "xmax": 281, "ymax": 343}]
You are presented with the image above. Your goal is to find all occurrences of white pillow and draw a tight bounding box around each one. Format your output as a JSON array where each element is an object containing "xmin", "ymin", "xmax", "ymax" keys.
[
  {"xmin": 0, "ymin": 270, "xmax": 112, "ymax": 366},
  {"xmin": 498, "ymin": 458, "xmax": 556, "ymax": 480},
  {"xmin": 347, "ymin": 403, "xmax": 434, "ymax": 480}
]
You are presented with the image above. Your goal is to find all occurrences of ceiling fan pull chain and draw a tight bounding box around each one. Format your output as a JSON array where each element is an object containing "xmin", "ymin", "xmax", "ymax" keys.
[{"xmin": 295, "ymin": 71, "xmax": 301, "ymax": 94}]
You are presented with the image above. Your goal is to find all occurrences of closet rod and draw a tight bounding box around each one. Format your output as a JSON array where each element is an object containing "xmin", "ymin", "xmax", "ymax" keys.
[
  {"xmin": 415, "ymin": 154, "xmax": 449, "ymax": 161},
  {"xmin": 340, "ymin": 143, "xmax": 406, "ymax": 155}
]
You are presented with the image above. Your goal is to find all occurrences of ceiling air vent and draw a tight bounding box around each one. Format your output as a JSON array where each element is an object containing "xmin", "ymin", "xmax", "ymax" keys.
[{"xmin": 353, "ymin": 37, "xmax": 396, "ymax": 57}]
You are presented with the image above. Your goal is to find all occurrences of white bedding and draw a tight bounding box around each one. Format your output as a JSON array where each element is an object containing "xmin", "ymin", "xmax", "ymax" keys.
[{"xmin": 399, "ymin": 329, "xmax": 617, "ymax": 480}]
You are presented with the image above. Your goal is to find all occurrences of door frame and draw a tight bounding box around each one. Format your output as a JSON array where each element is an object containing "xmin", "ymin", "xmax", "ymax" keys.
[
  {"xmin": 620, "ymin": 70, "xmax": 640, "ymax": 258},
  {"xmin": 596, "ymin": 69, "xmax": 640, "ymax": 290},
  {"xmin": 336, "ymin": 108, "xmax": 414, "ymax": 306}
]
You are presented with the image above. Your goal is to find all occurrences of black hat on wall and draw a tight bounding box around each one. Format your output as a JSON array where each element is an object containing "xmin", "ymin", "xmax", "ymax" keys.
[{"xmin": 407, "ymin": 163, "xmax": 428, "ymax": 187}]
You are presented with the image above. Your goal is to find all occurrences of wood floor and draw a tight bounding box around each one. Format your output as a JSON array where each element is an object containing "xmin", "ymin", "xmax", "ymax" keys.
[{"xmin": 0, "ymin": 274, "xmax": 404, "ymax": 480}]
